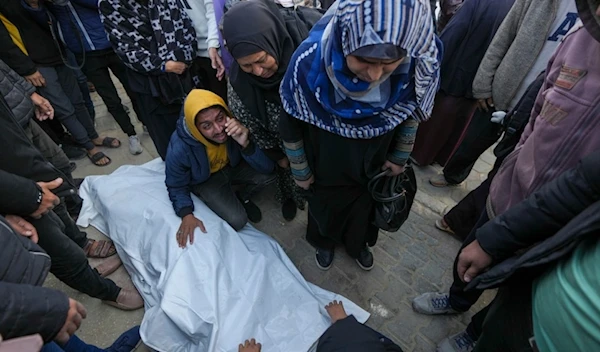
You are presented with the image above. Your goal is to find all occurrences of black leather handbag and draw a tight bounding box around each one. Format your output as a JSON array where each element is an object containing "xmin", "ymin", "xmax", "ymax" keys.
[{"xmin": 368, "ymin": 165, "xmax": 417, "ymax": 232}]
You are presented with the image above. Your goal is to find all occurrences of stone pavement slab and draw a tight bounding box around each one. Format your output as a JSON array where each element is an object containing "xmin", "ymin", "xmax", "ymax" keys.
[{"xmin": 50, "ymin": 83, "xmax": 496, "ymax": 351}]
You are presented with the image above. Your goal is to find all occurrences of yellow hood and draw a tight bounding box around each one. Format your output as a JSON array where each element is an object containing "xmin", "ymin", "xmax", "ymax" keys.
[{"xmin": 184, "ymin": 89, "xmax": 231, "ymax": 173}]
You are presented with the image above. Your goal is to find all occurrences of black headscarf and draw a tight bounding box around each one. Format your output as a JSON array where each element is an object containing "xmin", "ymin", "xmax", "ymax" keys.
[{"xmin": 223, "ymin": 0, "xmax": 322, "ymax": 126}]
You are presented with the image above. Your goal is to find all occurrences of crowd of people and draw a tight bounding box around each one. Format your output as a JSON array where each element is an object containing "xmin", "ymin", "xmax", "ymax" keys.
[{"xmin": 0, "ymin": 0, "xmax": 599, "ymax": 351}]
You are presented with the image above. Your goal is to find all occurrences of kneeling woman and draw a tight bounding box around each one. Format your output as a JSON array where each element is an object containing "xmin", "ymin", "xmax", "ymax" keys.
[{"xmin": 280, "ymin": 0, "xmax": 441, "ymax": 270}]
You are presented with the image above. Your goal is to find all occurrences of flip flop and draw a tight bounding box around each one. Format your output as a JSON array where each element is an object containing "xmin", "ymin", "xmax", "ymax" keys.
[
  {"xmin": 83, "ymin": 239, "xmax": 117, "ymax": 258},
  {"xmin": 96, "ymin": 137, "xmax": 121, "ymax": 148},
  {"xmin": 88, "ymin": 151, "xmax": 112, "ymax": 166}
]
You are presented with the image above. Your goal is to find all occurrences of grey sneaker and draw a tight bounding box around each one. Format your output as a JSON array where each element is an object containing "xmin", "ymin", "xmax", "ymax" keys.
[
  {"xmin": 437, "ymin": 330, "xmax": 476, "ymax": 352},
  {"xmin": 412, "ymin": 292, "xmax": 460, "ymax": 315},
  {"xmin": 128, "ymin": 135, "xmax": 143, "ymax": 155}
]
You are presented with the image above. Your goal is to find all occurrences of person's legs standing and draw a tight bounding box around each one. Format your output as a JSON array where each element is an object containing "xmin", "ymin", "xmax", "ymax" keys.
[
  {"xmin": 448, "ymin": 211, "xmax": 489, "ymax": 311},
  {"xmin": 192, "ymin": 167, "xmax": 249, "ymax": 231},
  {"xmin": 66, "ymin": 50, "xmax": 95, "ymax": 121},
  {"xmin": 442, "ymin": 109, "xmax": 502, "ymax": 185},
  {"xmin": 37, "ymin": 66, "xmax": 96, "ymax": 151},
  {"xmin": 79, "ymin": 53, "xmax": 136, "ymax": 137},
  {"xmin": 442, "ymin": 176, "xmax": 492, "ymax": 241},
  {"xmin": 413, "ymin": 211, "xmax": 489, "ymax": 314},
  {"xmin": 106, "ymin": 52, "xmax": 145, "ymax": 124},
  {"xmin": 135, "ymin": 93, "xmax": 180, "ymax": 160},
  {"xmin": 54, "ymin": 65, "xmax": 100, "ymax": 142},
  {"xmin": 473, "ymin": 285, "xmax": 534, "ymax": 352},
  {"xmin": 192, "ymin": 57, "xmax": 228, "ymax": 103},
  {"xmin": 29, "ymin": 212, "xmax": 120, "ymax": 301}
]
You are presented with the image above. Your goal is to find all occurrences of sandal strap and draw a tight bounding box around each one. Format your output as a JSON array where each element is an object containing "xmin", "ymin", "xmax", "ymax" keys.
[
  {"xmin": 84, "ymin": 239, "xmax": 116, "ymax": 258},
  {"xmin": 102, "ymin": 137, "xmax": 120, "ymax": 148},
  {"xmin": 89, "ymin": 152, "xmax": 112, "ymax": 166}
]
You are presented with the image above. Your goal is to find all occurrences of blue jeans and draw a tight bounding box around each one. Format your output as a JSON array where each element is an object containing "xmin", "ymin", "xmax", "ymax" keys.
[{"xmin": 37, "ymin": 64, "xmax": 99, "ymax": 151}]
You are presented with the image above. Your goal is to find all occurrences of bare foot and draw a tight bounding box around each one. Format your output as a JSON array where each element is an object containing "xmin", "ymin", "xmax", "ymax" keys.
[
  {"xmin": 325, "ymin": 300, "xmax": 348, "ymax": 323},
  {"xmin": 238, "ymin": 338, "xmax": 261, "ymax": 352},
  {"xmin": 87, "ymin": 147, "xmax": 110, "ymax": 166}
]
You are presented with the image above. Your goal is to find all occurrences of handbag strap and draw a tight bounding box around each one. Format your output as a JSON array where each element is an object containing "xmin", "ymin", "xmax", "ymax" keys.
[{"xmin": 368, "ymin": 168, "xmax": 409, "ymax": 203}]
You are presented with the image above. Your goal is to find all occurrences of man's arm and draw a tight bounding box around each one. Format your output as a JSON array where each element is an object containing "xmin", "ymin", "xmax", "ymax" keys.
[
  {"xmin": 0, "ymin": 169, "xmax": 41, "ymax": 217},
  {"xmin": 476, "ymin": 150, "xmax": 600, "ymax": 260},
  {"xmin": 239, "ymin": 140, "xmax": 275, "ymax": 175},
  {"xmin": 0, "ymin": 59, "xmax": 36, "ymax": 97},
  {"xmin": 165, "ymin": 153, "xmax": 195, "ymax": 218},
  {"xmin": 471, "ymin": 0, "xmax": 527, "ymax": 99},
  {"xmin": 203, "ymin": 0, "xmax": 220, "ymax": 50},
  {"xmin": 0, "ymin": 282, "xmax": 69, "ymax": 342}
]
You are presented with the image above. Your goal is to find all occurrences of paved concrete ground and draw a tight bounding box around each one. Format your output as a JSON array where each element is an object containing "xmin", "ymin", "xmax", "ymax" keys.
[{"xmin": 46, "ymin": 81, "xmax": 496, "ymax": 351}]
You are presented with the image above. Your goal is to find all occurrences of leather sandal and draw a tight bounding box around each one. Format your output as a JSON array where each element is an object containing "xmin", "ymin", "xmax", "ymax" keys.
[
  {"xmin": 104, "ymin": 288, "xmax": 144, "ymax": 311},
  {"xmin": 93, "ymin": 255, "xmax": 122, "ymax": 277},
  {"xmin": 83, "ymin": 239, "xmax": 117, "ymax": 258}
]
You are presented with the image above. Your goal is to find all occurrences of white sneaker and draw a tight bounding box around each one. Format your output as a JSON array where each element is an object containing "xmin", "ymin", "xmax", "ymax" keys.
[{"xmin": 128, "ymin": 135, "xmax": 143, "ymax": 155}]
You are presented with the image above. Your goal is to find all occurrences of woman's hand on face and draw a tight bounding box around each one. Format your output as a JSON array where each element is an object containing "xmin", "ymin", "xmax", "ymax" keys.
[
  {"xmin": 165, "ymin": 61, "xmax": 188, "ymax": 75},
  {"xmin": 381, "ymin": 160, "xmax": 405, "ymax": 176},
  {"xmin": 295, "ymin": 175, "xmax": 314, "ymax": 190}
]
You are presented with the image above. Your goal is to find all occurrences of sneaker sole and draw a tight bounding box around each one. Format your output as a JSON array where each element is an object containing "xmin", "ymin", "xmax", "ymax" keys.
[
  {"xmin": 129, "ymin": 150, "xmax": 143, "ymax": 155},
  {"xmin": 355, "ymin": 259, "xmax": 374, "ymax": 271},
  {"xmin": 315, "ymin": 256, "xmax": 333, "ymax": 271},
  {"xmin": 411, "ymin": 300, "xmax": 461, "ymax": 315}
]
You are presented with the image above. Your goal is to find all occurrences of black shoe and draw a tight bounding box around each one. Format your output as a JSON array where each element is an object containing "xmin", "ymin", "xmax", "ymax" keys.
[
  {"xmin": 242, "ymin": 199, "xmax": 262, "ymax": 223},
  {"xmin": 315, "ymin": 248, "xmax": 334, "ymax": 270},
  {"xmin": 69, "ymin": 162, "xmax": 77, "ymax": 173},
  {"xmin": 355, "ymin": 247, "xmax": 374, "ymax": 271},
  {"xmin": 62, "ymin": 144, "xmax": 87, "ymax": 160},
  {"xmin": 282, "ymin": 198, "xmax": 297, "ymax": 221},
  {"xmin": 73, "ymin": 178, "xmax": 85, "ymax": 189}
]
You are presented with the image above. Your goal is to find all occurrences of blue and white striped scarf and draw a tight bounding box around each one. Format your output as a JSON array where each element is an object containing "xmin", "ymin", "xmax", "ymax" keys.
[{"xmin": 280, "ymin": 0, "xmax": 441, "ymax": 139}]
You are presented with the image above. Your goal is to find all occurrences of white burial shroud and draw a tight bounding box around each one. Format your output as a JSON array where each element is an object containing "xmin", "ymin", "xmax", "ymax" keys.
[{"xmin": 77, "ymin": 159, "xmax": 369, "ymax": 352}]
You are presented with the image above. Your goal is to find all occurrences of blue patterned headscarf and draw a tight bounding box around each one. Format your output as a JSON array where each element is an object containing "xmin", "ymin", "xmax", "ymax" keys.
[{"xmin": 280, "ymin": 0, "xmax": 441, "ymax": 139}]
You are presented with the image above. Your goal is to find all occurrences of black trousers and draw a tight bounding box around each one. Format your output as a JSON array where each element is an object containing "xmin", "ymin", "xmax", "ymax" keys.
[
  {"xmin": 28, "ymin": 210, "xmax": 120, "ymax": 301},
  {"xmin": 472, "ymin": 285, "xmax": 534, "ymax": 352},
  {"xmin": 135, "ymin": 93, "xmax": 181, "ymax": 160},
  {"xmin": 77, "ymin": 50, "xmax": 143, "ymax": 136},
  {"xmin": 448, "ymin": 211, "xmax": 490, "ymax": 312},
  {"xmin": 192, "ymin": 161, "xmax": 276, "ymax": 231},
  {"xmin": 443, "ymin": 108, "xmax": 502, "ymax": 184},
  {"xmin": 191, "ymin": 57, "xmax": 227, "ymax": 104}
]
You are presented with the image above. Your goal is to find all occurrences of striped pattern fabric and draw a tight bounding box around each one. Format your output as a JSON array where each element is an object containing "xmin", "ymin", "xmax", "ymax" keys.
[{"xmin": 280, "ymin": 0, "xmax": 440, "ymax": 139}]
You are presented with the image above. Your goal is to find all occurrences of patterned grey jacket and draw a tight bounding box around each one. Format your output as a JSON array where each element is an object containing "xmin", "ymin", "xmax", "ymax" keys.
[{"xmin": 0, "ymin": 59, "xmax": 36, "ymax": 127}]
